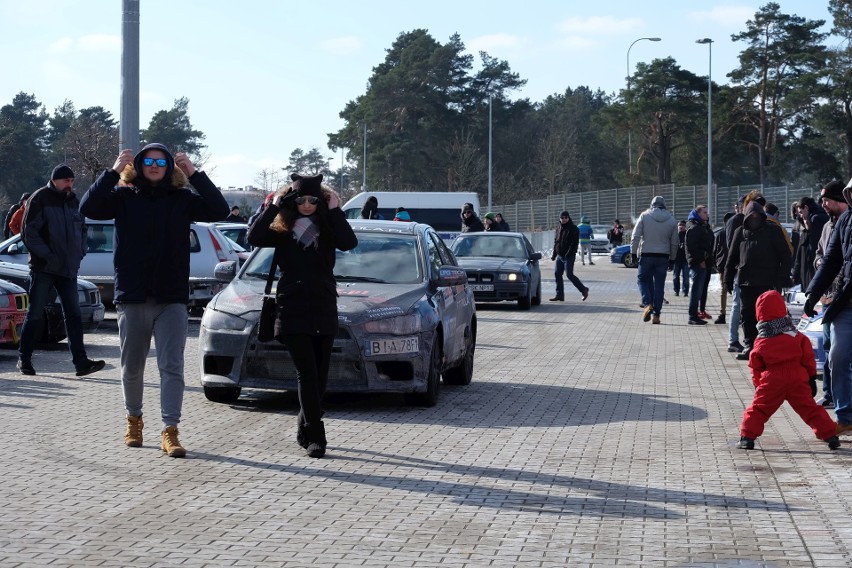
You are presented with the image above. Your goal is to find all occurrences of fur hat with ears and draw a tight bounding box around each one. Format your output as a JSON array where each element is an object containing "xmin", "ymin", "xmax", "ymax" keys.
[{"xmin": 290, "ymin": 173, "xmax": 324, "ymax": 199}]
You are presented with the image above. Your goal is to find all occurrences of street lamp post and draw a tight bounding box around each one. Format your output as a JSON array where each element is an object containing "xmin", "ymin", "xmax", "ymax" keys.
[
  {"xmin": 488, "ymin": 95, "xmax": 493, "ymax": 211},
  {"xmin": 626, "ymin": 37, "xmax": 661, "ymax": 175},
  {"xmin": 696, "ymin": 38, "xmax": 713, "ymax": 223}
]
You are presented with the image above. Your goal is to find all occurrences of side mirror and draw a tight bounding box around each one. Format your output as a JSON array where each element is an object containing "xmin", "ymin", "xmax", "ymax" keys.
[
  {"xmin": 214, "ymin": 261, "xmax": 237, "ymax": 282},
  {"xmin": 435, "ymin": 265, "xmax": 467, "ymax": 287},
  {"xmin": 530, "ymin": 252, "xmax": 542, "ymax": 261}
]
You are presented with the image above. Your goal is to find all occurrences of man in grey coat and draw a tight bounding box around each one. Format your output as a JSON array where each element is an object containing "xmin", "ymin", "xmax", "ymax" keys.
[{"xmin": 631, "ymin": 195, "xmax": 679, "ymax": 324}]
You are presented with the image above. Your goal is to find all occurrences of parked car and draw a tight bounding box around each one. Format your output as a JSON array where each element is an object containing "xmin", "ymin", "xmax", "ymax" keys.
[
  {"xmin": 797, "ymin": 312, "xmax": 826, "ymax": 373},
  {"xmin": 0, "ymin": 279, "xmax": 29, "ymax": 346},
  {"xmin": 449, "ymin": 232, "xmax": 542, "ymax": 309},
  {"xmin": 0, "ymin": 261, "xmax": 104, "ymax": 342},
  {"xmin": 0, "ymin": 220, "xmax": 240, "ymax": 307},
  {"xmin": 610, "ymin": 244, "xmax": 638, "ymax": 268},
  {"xmin": 199, "ymin": 220, "xmax": 477, "ymax": 407},
  {"xmin": 590, "ymin": 224, "xmax": 613, "ymax": 253},
  {"xmin": 214, "ymin": 222, "xmax": 249, "ymax": 249}
]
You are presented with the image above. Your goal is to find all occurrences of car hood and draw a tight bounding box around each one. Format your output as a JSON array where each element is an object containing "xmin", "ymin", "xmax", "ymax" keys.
[
  {"xmin": 456, "ymin": 257, "xmax": 529, "ymax": 270},
  {"xmin": 209, "ymin": 276, "xmax": 429, "ymax": 324},
  {"xmin": 0, "ymin": 260, "xmax": 96, "ymax": 290}
]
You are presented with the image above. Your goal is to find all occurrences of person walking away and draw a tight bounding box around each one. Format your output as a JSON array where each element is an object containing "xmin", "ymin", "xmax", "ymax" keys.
[
  {"xmin": 577, "ymin": 215, "xmax": 594, "ymax": 265},
  {"xmin": 550, "ymin": 211, "xmax": 589, "ymax": 302},
  {"xmin": 16, "ymin": 165, "xmax": 105, "ymax": 377},
  {"xmin": 247, "ymin": 174, "xmax": 357, "ymax": 458},
  {"xmin": 713, "ymin": 212, "xmax": 735, "ymax": 325},
  {"xmin": 685, "ymin": 205, "xmax": 714, "ymax": 324},
  {"xmin": 792, "ymin": 196, "xmax": 829, "ymax": 292},
  {"xmin": 631, "ymin": 196, "xmax": 678, "ymax": 325},
  {"xmin": 737, "ymin": 290, "xmax": 839, "ymax": 450},
  {"xmin": 460, "ymin": 203, "xmax": 484, "ymax": 233},
  {"xmin": 725, "ymin": 192, "xmax": 766, "ymax": 353},
  {"xmin": 811, "ymin": 181, "xmax": 848, "ymax": 408},
  {"xmin": 495, "ymin": 213, "xmax": 510, "ymax": 231},
  {"xmin": 80, "ymin": 144, "xmax": 230, "ymax": 458},
  {"xmin": 4, "ymin": 192, "xmax": 30, "ymax": 238},
  {"xmin": 725, "ymin": 200, "xmax": 792, "ymax": 361},
  {"xmin": 671, "ymin": 220, "xmax": 689, "ymax": 297},
  {"xmin": 607, "ymin": 219, "xmax": 625, "ymax": 248}
]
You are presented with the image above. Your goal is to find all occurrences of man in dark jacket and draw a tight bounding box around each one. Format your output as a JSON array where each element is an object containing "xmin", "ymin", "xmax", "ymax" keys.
[
  {"xmin": 460, "ymin": 202, "xmax": 484, "ymax": 233},
  {"xmin": 672, "ymin": 220, "xmax": 689, "ymax": 297},
  {"xmin": 725, "ymin": 192, "xmax": 765, "ymax": 353},
  {"xmin": 550, "ymin": 211, "xmax": 589, "ymax": 301},
  {"xmin": 712, "ymin": 211, "xmax": 735, "ymax": 325},
  {"xmin": 685, "ymin": 205, "xmax": 714, "ymax": 324},
  {"xmin": 16, "ymin": 166, "xmax": 105, "ymax": 378},
  {"xmin": 725, "ymin": 201, "xmax": 793, "ymax": 360},
  {"xmin": 81, "ymin": 144, "xmax": 229, "ymax": 458},
  {"xmin": 792, "ymin": 196, "xmax": 829, "ymax": 291},
  {"xmin": 806, "ymin": 180, "xmax": 852, "ymax": 432}
]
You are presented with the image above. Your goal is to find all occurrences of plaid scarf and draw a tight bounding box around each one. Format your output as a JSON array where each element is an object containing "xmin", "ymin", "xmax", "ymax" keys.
[
  {"xmin": 756, "ymin": 315, "xmax": 796, "ymax": 339},
  {"xmin": 292, "ymin": 215, "xmax": 319, "ymax": 250}
]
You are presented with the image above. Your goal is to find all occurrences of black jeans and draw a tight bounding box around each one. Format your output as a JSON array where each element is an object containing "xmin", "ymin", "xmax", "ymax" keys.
[
  {"xmin": 280, "ymin": 334, "xmax": 334, "ymax": 425},
  {"xmin": 739, "ymin": 285, "xmax": 773, "ymax": 348}
]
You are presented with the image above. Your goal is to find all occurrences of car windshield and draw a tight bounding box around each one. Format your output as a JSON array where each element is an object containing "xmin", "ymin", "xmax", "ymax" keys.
[
  {"xmin": 451, "ymin": 235, "xmax": 527, "ymax": 259},
  {"xmin": 240, "ymin": 233, "xmax": 423, "ymax": 285}
]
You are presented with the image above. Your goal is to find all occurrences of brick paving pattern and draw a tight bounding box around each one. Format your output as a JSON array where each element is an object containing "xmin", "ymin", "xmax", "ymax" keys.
[{"xmin": 1, "ymin": 257, "xmax": 851, "ymax": 567}]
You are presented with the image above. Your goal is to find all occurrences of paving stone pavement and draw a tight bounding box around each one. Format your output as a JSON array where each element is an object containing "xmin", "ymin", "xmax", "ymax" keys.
[{"xmin": 1, "ymin": 257, "xmax": 852, "ymax": 567}]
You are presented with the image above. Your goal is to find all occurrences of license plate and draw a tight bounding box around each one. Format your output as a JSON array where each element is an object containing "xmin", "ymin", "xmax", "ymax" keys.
[
  {"xmin": 365, "ymin": 336, "xmax": 419, "ymax": 356},
  {"xmin": 471, "ymin": 284, "xmax": 494, "ymax": 291}
]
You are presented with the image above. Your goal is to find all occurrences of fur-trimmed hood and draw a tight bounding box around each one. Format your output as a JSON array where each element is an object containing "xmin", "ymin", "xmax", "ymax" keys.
[
  {"xmin": 118, "ymin": 143, "xmax": 188, "ymax": 190},
  {"xmin": 117, "ymin": 164, "xmax": 189, "ymax": 189}
]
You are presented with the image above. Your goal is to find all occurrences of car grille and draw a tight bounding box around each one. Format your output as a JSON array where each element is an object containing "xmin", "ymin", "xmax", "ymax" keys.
[{"xmin": 465, "ymin": 272, "xmax": 493, "ymax": 283}]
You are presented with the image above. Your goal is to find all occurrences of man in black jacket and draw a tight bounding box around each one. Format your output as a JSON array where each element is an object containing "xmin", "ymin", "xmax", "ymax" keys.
[
  {"xmin": 81, "ymin": 144, "xmax": 229, "ymax": 458},
  {"xmin": 792, "ymin": 196, "xmax": 829, "ymax": 291},
  {"xmin": 550, "ymin": 211, "xmax": 589, "ymax": 301},
  {"xmin": 17, "ymin": 165, "xmax": 104, "ymax": 377}
]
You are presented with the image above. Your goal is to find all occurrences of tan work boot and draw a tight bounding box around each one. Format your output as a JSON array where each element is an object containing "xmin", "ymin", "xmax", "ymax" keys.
[
  {"xmin": 161, "ymin": 425, "xmax": 186, "ymax": 458},
  {"xmin": 652, "ymin": 314, "xmax": 660, "ymax": 324},
  {"xmin": 643, "ymin": 305, "xmax": 653, "ymax": 322},
  {"xmin": 124, "ymin": 415, "xmax": 143, "ymax": 447}
]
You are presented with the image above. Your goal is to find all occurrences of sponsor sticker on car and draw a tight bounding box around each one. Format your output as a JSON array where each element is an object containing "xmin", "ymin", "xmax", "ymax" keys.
[{"xmin": 365, "ymin": 336, "xmax": 419, "ymax": 356}]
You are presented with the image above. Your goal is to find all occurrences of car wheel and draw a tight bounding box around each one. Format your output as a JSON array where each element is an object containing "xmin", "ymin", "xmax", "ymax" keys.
[
  {"xmin": 531, "ymin": 277, "xmax": 542, "ymax": 306},
  {"xmin": 623, "ymin": 253, "xmax": 638, "ymax": 268},
  {"xmin": 518, "ymin": 283, "xmax": 532, "ymax": 310},
  {"xmin": 203, "ymin": 385, "xmax": 241, "ymax": 403},
  {"xmin": 443, "ymin": 327, "xmax": 474, "ymax": 386},
  {"xmin": 405, "ymin": 337, "xmax": 441, "ymax": 407}
]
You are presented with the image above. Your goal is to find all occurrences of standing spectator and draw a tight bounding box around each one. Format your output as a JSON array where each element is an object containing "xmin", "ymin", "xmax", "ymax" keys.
[
  {"xmin": 495, "ymin": 213, "xmax": 510, "ymax": 231},
  {"xmin": 712, "ymin": 212, "xmax": 736, "ymax": 325},
  {"xmin": 789, "ymin": 201, "xmax": 802, "ymax": 253},
  {"xmin": 737, "ymin": 290, "xmax": 839, "ymax": 451},
  {"xmin": 81, "ymin": 144, "xmax": 230, "ymax": 458},
  {"xmin": 17, "ymin": 165, "xmax": 105, "ymax": 377},
  {"xmin": 725, "ymin": 200, "xmax": 792, "ymax": 361},
  {"xmin": 393, "ymin": 207, "xmax": 410, "ymax": 221},
  {"xmin": 725, "ymin": 191, "xmax": 766, "ymax": 353},
  {"xmin": 577, "ymin": 215, "xmax": 594, "ymax": 265},
  {"xmin": 460, "ymin": 203, "xmax": 484, "ymax": 233},
  {"xmin": 764, "ymin": 202, "xmax": 794, "ymax": 256},
  {"xmin": 607, "ymin": 219, "xmax": 625, "ymax": 247},
  {"xmin": 247, "ymin": 174, "xmax": 358, "ymax": 458},
  {"xmin": 4, "ymin": 192, "xmax": 30, "ymax": 239},
  {"xmin": 225, "ymin": 205, "xmax": 246, "ymax": 222},
  {"xmin": 792, "ymin": 196, "xmax": 829, "ymax": 291},
  {"xmin": 685, "ymin": 205, "xmax": 714, "ymax": 324},
  {"xmin": 671, "ymin": 220, "xmax": 689, "ymax": 297},
  {"xmin": 549, "ymin": 211, "xmax": 589, "ymax": 302},
  {"xmin": 248, "ymin": 192, "xmax": 276, "ymax": 229},
  {"xmin": 812, "ymin": 181, "xmax": 848, "ymax": 408},
  {"xmin": 359, "ymin": 195, "xmax": 383, "ymax": 219},
  {"xmin": 8, "ymin": 194, "xmax": 30, "ymax": 236},
  {"xmin": 631, "ymin": 196, "xmax": 678, "ymax": 325},
  {"xmin": 483, "ymin": 212, "xmax": 496, "ymax": 231}
]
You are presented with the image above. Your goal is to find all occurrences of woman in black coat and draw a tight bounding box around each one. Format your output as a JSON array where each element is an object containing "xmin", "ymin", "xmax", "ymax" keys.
[{"xmin": 247, "ymin": 174, "xmax": 358, "ymax": 458}]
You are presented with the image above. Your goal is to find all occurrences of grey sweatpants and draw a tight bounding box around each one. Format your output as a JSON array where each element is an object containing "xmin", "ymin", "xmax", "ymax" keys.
[{"xmin": 117, "ymin": 300, "xmax": 188, "ymax": 427}]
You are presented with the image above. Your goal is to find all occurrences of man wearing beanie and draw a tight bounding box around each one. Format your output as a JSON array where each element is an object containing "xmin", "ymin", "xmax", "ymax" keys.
[
  {"xmin": 81, "ymin": 145, "xmax": 229, "ymax": 458},
  {"xmin": 631, "ymin": 196, "xmax": 678, "ymax": 324},
  {"xmin": 17, "ymin": 164, "xmax": 105, "ymax": 378}
]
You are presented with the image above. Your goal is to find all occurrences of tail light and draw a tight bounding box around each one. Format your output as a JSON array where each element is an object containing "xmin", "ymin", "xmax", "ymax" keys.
[{"xmin": 208, "ymin": 230, "xmax": 228, "ymax": 262}]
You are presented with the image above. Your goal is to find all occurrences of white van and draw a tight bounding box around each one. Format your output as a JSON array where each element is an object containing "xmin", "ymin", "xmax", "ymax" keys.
[{"xmin": 342, "ymin": 191, "xmax": 481, "ymax": 241}]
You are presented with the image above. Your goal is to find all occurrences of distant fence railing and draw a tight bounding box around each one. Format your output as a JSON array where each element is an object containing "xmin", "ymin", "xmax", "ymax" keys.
[{"xmin": 493, "ymin": 184, "xmax": 818, "ymax": 232}]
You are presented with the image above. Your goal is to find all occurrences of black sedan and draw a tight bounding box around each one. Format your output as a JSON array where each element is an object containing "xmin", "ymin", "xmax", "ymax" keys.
[
  {"xmin": 450, "ymin": 232, "xmax": 542, "ymax": 309},
  {"xmin": 199, "ymin": 220, "xmax": 477, "ymax": 407}
]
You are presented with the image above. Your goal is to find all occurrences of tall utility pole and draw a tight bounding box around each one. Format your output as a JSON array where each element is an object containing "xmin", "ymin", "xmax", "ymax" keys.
[
  {"xmin": 696, "ymin": 38, "xmax": 714, "ymax": 223},
  {"xmin": 488, "ymin": 95, "xmax": 493, "ymax": 211},
  {"xmin": 625, "ymin": 37, "xmax": 661, "ymax": 174},
  {"xmin": 362, "ymin": 123, "xmax": 367, "ymax": 192},
  {"xmin": 119, "ymin": 0, "xmax": 140, "ymax": 153}
]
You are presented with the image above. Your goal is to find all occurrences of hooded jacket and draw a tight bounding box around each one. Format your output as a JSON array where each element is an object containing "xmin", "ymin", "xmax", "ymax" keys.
[
  {"xmin": 630, "ymin": 200, "xmax": 678, "ymax": 258},
  {"xmin": 724, "ymin": 201, "xmax": 792, "ymax": 292},
  {"xmin": 684, "ymin": 209, "xmax": 714, "ymax": 268},
  {"xmin": 460, "ymin": 205, "xmax": 485, "ymax": 233},
  {"xmin": 21, "ymin": 182, "xmax": 86, "ymax": 279},
  {"xmin": 80, "ymin": 143, "xmax": 230, "ymax": 304},
  {"xmin": 577, "ymin": 216, "xmax": 593, "ymax": 244},
  {"xmin": 749, "ymin": 290, "xmax": 815, "ymax": 387},
  {"xmin": 806, "ymin": 184, "xmax": 852, "ymax": 324}
]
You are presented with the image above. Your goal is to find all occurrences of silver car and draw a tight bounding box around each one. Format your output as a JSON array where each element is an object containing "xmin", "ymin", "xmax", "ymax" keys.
[{"xmin": 199, "ymin": 220, "xmax": 477, "ymax": 407}]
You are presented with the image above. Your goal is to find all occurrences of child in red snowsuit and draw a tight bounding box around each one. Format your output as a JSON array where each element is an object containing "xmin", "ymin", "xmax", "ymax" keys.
[{"xmin": 738, "ymin": 290, "xmax": 840, "ymax": 450}]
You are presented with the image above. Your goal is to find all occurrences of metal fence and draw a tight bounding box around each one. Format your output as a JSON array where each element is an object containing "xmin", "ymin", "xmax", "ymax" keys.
[{"xmin": 493, "ymin": 184, "xmax": 818, "ymax": 232}]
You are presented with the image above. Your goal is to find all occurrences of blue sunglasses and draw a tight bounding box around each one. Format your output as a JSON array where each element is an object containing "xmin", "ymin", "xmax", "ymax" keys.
[{"xmin": 142, "ymin": 158, "xmax": 168, "ymax": 167}]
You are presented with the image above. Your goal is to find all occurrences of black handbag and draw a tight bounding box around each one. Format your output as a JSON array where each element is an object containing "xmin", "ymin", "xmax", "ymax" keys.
[{"xmin": 257, "ymin": 252, "xmax": 278, "ymax": 342}]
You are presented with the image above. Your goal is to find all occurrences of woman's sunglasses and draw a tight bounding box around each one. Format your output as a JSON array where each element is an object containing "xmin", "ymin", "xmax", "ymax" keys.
[
  {"xmin": 295, "ymin": 196, "xmax": 320, "ymax": 205},
  {"xmin": 142, "ymin": 158, "xmax": 168, "ymax": 167}
]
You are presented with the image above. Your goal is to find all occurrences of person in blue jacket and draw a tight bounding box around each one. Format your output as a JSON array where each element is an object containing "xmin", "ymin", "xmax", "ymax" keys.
[
  {"xmin": 577, "ymin": 215, "xmax": 594, "ymax": 265},
  {"xmin": 80, "ymin": 144, "xmax": 229, "ymax": 458}
]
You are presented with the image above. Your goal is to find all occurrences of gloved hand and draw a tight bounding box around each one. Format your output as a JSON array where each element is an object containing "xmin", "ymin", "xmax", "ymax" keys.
[
  {"xmin": 803, "ymin": 295, "xmax": 819, "ymax": 318},
  {"xmin": 809, "ymin": 375, "xmax": 818, "ymax": 398},
  {"xmin": 551, "ymin": 254, "xmax": 556, "ymax": 261}
]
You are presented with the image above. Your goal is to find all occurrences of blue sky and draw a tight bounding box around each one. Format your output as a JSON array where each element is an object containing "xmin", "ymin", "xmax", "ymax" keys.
[{"xmin": 0, "ymin": 1, "xmax": 834, "ymax": 188}]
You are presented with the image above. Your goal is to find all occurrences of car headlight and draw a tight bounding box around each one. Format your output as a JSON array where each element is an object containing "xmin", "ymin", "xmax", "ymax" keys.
[
  {"xmin": 202, "ymin": 308, "xmax": 250, "ymax": 331},
  {"xmin": 498, "ymin": 273, "xmax": 520, "ymax": 282},
  {"xmin": 363, "ymin": 312, "xmax": 422, "ymax": 335}
]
